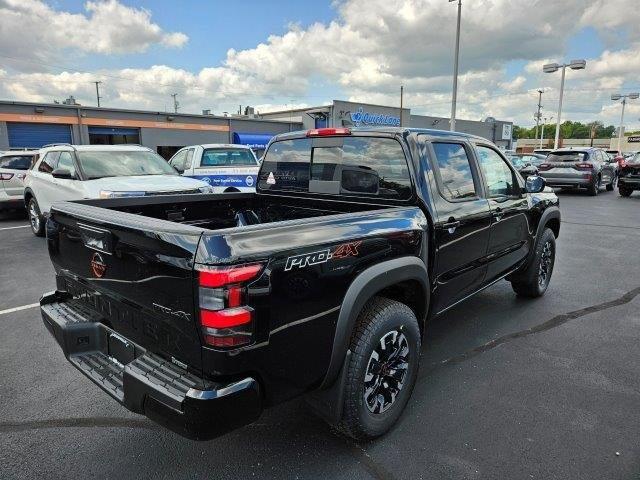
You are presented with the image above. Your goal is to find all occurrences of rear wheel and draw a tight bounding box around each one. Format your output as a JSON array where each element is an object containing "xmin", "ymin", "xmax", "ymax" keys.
[
  {"xmin": 511, "ymin": 228, "xmax": 556, "ymax": 298},
  {"xmin": 619, "ymin": 186, "xmax": 633, "ymax": 197},
  {"xmin": 28, "ymin": 198, "xmax": 45, "ymax": 237},
  {"xmin": 337, "ymin": 297, "xmax": 421, "ymax": 441},
  {"xmin": 587, "ymin": 175, "xmax": 600, "ymax": 196}
]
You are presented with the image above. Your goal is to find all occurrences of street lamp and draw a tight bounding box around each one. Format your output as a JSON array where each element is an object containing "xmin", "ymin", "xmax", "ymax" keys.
[
  {"xmin": 611, "ymin": 92, "xmax": 640, "ymax": 151},
  {"xmin": 542, "ymin": 59, "xmax": 587, "ymax": 149},
  {"xmin": 449, "ymin": 0, "xmax": 462, "ymax": 132}
]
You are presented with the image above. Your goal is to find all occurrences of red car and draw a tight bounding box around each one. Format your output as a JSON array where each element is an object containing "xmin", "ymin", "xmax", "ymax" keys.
[{"xmin": 618, "ymin": 152, "xmax": 640, "ymax": 197}]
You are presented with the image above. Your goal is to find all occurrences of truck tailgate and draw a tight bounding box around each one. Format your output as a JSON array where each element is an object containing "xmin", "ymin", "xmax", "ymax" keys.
[{"xmin": 46, "ymin": 201, "xmax": 205, "ymax": 370}]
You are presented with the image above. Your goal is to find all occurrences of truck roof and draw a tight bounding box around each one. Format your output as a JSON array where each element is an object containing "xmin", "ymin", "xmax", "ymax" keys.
[{"xmin": 274, "ymin": 126, "xmax": 487, "ymax": 143}]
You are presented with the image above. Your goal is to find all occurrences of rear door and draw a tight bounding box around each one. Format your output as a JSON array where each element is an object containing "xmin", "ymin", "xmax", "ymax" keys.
[
  {"xmin": 424, "ymin": 139, "xmax": 492, "ymax": 312},
  {"xmin": 48, "ymin": 204, "xmax": 205, "ymax": 369},
  {"xmin": 475, "ymin": 144, "xmax": 531, "ymax": 282}
]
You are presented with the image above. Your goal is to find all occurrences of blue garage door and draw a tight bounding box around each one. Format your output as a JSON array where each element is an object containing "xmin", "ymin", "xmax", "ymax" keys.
[{"xmin": 7, "ymin": 122, "xmax": 72, "ymax": 148}]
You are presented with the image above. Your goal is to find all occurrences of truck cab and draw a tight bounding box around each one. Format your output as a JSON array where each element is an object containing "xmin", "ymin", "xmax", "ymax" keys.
[{"xmin": 169, "ymin": 144, "xmax": 260, "ymax": 193}]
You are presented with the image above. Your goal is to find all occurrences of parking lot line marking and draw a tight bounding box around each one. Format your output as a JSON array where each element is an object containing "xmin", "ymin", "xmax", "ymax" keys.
[
  {"xmin": 0, "ymin": 303, "xmax": 39, "ymax": 316},
  {"xmin": 0, "ymin": 225, "xmax": 30, "ymax": 231}
]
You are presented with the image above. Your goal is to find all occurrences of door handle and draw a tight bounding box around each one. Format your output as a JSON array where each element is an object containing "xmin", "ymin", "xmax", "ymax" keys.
[
  {"xmin": 493, "ymin": 207, "xmax": 503, "ymax": 221},
  {"xmin": 442, "ymin": 218, "xmax": 460, "ymax": 234}
]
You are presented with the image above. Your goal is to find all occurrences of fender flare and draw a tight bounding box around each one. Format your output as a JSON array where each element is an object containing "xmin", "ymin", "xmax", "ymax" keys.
[
  {"xmin": 319, "ymin": 256, "xmax": 429, "ymax": 390},
  {"xmin": 515, "ymin": 205, "xmax": 560, "ymax": 274}
]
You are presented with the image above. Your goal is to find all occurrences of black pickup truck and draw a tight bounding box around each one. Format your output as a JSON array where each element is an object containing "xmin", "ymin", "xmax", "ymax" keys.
[{"xmin": 41, "ymin": 127, "xmax": 560, "ymax": 441}]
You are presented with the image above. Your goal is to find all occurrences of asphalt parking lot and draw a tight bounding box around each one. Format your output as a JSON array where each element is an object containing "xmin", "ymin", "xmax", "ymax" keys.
[{"xmin": 1, "ymin": 190, "xmax": 639, "ymax": 480}]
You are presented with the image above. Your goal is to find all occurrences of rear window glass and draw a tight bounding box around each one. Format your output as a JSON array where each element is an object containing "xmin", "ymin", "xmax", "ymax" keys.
[
  {"xmin": 0, "ymin": 155, "xmax": 32, "ymax": 170},
  {"xmin": 258, "ymin": 137, "xmax": 412, "ymax": 200},
  {"xmin": 200, "ymin": 149, "xmax": 257, "ymax": 167},
  {"xmin": 431, "ymin": 143, "xmax": 477, "ymax": 201},
  {"xmin": 547, "ymin": 152, "xmax": 587, "ymax": 162}
]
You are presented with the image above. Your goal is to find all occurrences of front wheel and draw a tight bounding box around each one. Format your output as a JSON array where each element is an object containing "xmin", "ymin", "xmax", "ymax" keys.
[
  {"xmin": 28, "ymin": 198, "xmax": 45, "ymax": 237},
  {"xmin": 510, "ymin": 228, "xmax": 556, "ymax": 298},
  {"xmin": 606, "ymin": 175, "xmax": 616, "ymax": 191},
  {"xmin": 337, "ymin": 297, "xmax": 421, "ymax": 441}
]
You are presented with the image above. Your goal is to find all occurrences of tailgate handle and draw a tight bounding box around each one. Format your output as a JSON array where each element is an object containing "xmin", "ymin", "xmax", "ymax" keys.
[{"xmin": 78, "ymin": 223, "xmax": 114, "ymax": 254}]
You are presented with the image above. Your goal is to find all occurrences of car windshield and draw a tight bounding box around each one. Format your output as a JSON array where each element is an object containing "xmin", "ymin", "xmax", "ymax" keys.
[
  {"xmin": 200, "ymin": 148, "xmax": 258, "ymax": 167},
  {"xmin": 77, "ymin": 151, "xmax": 177, "ymax": 179},
  {"xmin": 0, "ymin": 155, "xmax": 32, "ymax": 170},
  {"xmin": 509, "ymin": 155, "xmax": 526, "ymax": 167},
  {"xmin": 547, "ymin": 152, "xmax": 587, "ymax": 162}
]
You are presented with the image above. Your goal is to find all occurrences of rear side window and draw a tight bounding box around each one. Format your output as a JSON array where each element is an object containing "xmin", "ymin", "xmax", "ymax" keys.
[
  {"xmin": 201, "ymin": 148, "xmax": 257, "ymax": 167},
  {"xmin": 0, "ymin": 155, "xmax": 32, "ymax": 170},
  {"xmin": 259, "ymin": 137, "xmax": 412, "ymax": 200},
  {"xmin": 38, "ymin": 151, "xmax": 60, "ymax": 173},
  {"xmin": 431, "ymin": 143, "xmax": 477, "ymax": 201},
  {"xmin": 258, "ymin": 139, "xmax": 311, "ymax": 191}
]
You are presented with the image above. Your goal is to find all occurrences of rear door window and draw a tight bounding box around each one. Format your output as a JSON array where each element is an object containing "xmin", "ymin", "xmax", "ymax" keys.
[{"xmin": 431, "ymin": 142, "xmax": 478, "ymax": 201}]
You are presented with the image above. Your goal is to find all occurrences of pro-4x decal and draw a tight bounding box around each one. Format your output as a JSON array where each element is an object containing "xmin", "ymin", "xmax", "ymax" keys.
[{"xmin": 284, "ymin": 241, "xmax": 362, "ymax": 271}]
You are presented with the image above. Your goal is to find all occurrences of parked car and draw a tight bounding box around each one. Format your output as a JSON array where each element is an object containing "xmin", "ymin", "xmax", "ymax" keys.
[
  {"xmin": 40, "ymin": 127, "xmax": 559, "ymax": 441},
  {"xmin": 618, "ymin": 152, "xmax": 640, "ymax": 197},
  {"xmin": 508, "ymin": 153, "xmax": 547, "ymax": 179},
  {"xmin": 537, "ymin": 147, "xmax": 617, "ymax": 195},
  {"xmin": 0, "ymin": 150, "xmax": 39, "ymax": 211},
  {"xmin": 168, "ymin": 144, "xmax": 259, "ymax": 193},
  {"xmin": 23, "ymin": 144, "xmax": 213, "ymax": 236}
]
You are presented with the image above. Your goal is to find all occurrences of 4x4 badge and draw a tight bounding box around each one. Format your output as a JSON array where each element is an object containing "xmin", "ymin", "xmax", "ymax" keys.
[{"xmin": 90, "ymin": 252, "xmax": 107, "ymax": 278}]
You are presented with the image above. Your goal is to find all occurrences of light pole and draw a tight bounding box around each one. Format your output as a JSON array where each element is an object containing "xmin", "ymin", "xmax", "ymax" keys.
[
  {"xmin": 543, "ymin": 59, "xmax": 586, "ymax": 149},
  {"xmin": 611, "ymin": 92, "xmax": 639, "ymax": 152},
  {"xmin": 540, "ymin": 116, "xmax": 553, "ymax": 149},
  {"xmin": 449, "ymin": 0, "xmax": 462, "ymax": 132}
]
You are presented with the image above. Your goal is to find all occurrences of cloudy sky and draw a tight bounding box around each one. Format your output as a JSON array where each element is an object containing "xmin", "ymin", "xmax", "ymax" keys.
[{"xmin": 1, "ymin": 0, "xmax": 639, "ymax": 128}]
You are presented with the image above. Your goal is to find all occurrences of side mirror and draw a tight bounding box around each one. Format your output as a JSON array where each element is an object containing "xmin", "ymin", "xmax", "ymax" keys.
[
  {"xmin": 52, "ymin": 168, "xmax": 73, "ymax": 179},
  {"xmin": 525, "ymin": 175, "xmax": 546, "ymax": 193}
]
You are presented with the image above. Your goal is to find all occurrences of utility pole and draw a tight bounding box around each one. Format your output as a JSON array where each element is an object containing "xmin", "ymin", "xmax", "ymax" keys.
[
  {"xmin": 540, "ymin": 116, "xmax": 553, "ymax": 149},
  {"xmin": 171, "ymin": 93, "xmax": 179, "ymax": 113},
  {"xmin": 611, "ymin": 93, "xmax": 639, "ymax": 151},
  {"xmin": 534, "ymin": 89, "xmax": 543, "ymax": 139},
  {"xmin": 92, "ymin": 81, "xmax": 102, "ymax": 107},
  {"xmin": 399, "ymin": 85, "xmax": 404, "ymax": 127},
  {"xmin": 449, "ymin": 0, "xmax": 462, "ymax": 132}
]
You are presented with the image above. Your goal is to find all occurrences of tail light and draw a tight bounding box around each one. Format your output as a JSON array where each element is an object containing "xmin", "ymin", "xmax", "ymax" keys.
[
  {"xmin": 306, "ymin": 128, "xmax": 351, "ymax": 137},
  {"xmin": 0, "ymin": 173, "xmax": 14, "ymax": 180},
  {"xmin": 575, "ymin": 163, "xmax": 593, "ymax": 170},
  {"xmin": 538, "ymin": 163, "xmax": 552, "ymax": 171},
  {"xmin": 196, "ymin": 263, "xmax": 263, "ymax": 348}
]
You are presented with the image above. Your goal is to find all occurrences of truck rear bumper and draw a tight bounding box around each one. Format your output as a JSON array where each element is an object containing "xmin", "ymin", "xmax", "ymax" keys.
[{"xmin": 40, "ymin": 290, "xmax": 262, "ymax": 440}]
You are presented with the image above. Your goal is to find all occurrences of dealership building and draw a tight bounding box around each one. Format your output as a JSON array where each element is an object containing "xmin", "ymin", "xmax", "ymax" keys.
[
  {"xmin": 0, "ymin": 100, "xmax": 300, "ymax": 159},
  {"xmin": 0, "ymin": 99, "xmax": 514, "ymax": 157},
  {"xmin": 259, "ymin": 100, "xmax": 514, "ymax": 149}
]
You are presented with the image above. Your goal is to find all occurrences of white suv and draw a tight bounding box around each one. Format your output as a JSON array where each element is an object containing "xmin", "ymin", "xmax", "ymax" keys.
[{"xmin": 24, "ymin": 144, "xmax": 213, "ymax": 236}]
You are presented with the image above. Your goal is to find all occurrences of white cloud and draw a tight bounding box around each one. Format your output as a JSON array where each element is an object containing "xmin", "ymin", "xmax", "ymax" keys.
[{"xmin": 0, "ymin": 0, "xmax": 187, "ymax": 67}]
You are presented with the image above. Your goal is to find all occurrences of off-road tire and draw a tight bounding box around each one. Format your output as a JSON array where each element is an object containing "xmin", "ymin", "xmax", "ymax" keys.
[
  {"xmin": 510, "ymin": 228, "xmax": 556, "ymax": 298},
  {"xmin": 337, "ymin": 297, "xmax": 421, "ymax": 441}
]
